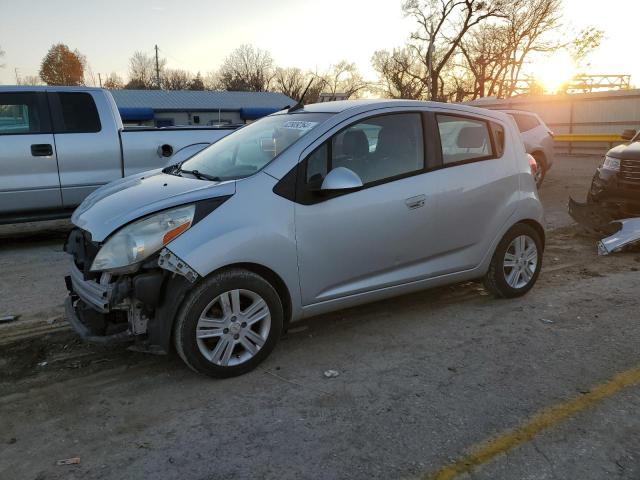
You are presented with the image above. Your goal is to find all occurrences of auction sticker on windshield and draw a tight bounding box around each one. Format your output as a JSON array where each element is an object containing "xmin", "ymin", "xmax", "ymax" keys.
[{"xmin": 282, "ymin": 121, "xmax": 318, "ymax": 131}]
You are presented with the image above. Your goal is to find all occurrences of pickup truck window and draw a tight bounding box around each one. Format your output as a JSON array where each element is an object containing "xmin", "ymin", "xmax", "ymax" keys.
[
  {"xmin": 51, "ymin": 92, "xmax": 101, "ymax": 134},
  {"xmin": 179, "ymin": 112, "xmax": 333, "ymax": 180},
  {"xmin": 0, "ymin": 92, "xmax": 50, "ymax": 135}
]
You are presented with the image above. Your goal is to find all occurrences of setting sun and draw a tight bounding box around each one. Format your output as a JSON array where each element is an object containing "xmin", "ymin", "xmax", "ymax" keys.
[{"xmin": 533, "ymin": 50, "xmax": 577, "ymax": 94}]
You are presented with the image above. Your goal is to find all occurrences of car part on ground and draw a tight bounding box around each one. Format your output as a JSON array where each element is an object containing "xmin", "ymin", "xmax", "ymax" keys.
[{"xmin": 597, "ymin": 218, "xmax": 640, "ymax": 255}]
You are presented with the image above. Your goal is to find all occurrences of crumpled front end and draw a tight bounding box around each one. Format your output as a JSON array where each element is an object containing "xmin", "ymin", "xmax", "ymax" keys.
[{"xmin": 63, "ymin": 228, "xmax": 199, "ymax": 353}]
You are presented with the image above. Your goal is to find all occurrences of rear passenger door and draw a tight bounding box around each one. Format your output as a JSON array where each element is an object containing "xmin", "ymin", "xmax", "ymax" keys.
[
  {"xmin": 0, "ymin": 92, "xmax": 62, "ymax": 217},
  {"xmin": 424, "ymin": 112, "xmax": 517, "ymax": 273},
  {"xmin": 49, "ymin": 91, "xmax": 122, "ymax": 208}
]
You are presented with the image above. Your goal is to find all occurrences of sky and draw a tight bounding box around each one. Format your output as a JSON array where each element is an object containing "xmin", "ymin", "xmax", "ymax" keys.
[{"xmin": 1, "ymin": 0, "xmax": 639, "ymax": 89}]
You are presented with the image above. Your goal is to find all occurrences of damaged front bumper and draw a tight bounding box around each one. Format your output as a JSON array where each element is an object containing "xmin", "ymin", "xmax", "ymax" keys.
[{"xmin": 64, "ymin": 229, "xmax": 198, "ymax": 352}]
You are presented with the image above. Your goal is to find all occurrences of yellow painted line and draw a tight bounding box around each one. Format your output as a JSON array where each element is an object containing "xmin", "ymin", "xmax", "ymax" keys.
[
  {"xmin": 554, "ymin": 134, "xmax": 623, "ymax": 143},
  {"xmin": 424, "ymin": 366, "xmax": 640, "ymax": 480}
]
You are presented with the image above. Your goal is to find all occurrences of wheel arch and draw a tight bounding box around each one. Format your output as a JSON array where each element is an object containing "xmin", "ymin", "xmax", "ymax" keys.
[{"xmin": 517, "ymin": 218, "xmax": 546, "ymax": 250}]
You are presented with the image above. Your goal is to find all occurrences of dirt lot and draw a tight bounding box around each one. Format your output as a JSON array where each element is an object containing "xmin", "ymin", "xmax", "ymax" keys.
[{"xmin": 2, "ymin": 155, "xmax": 640, "ymax": 480}]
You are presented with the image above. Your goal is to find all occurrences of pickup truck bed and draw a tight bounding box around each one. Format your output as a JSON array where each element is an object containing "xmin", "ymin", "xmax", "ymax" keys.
[{"xmin": 0, "ymin": 87, "xmax": 235, "ymax": 224}]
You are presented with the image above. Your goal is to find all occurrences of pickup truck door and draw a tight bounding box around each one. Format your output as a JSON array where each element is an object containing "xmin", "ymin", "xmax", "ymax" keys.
[
  {"xmin": 49, "ymin": 91, "xmax": 122, "ymax": 208},
  {"xmin": 0, "ymin": 92, "xmax": 62, "ymax": 217}
]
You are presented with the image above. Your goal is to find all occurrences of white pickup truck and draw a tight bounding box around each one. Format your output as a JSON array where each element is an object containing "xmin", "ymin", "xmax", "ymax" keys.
[{"xmin": 0, "ymin": 86, "xmax": 236, "ymax": 223}]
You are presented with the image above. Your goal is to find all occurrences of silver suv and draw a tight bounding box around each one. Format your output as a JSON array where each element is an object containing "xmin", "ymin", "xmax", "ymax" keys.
[{"xmin": 64, "ymin": 100, "xmax": 544, "ymax": 377}]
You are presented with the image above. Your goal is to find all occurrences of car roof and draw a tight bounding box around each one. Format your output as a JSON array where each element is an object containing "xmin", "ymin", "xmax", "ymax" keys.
[
  {"xmin": 282, "ymin": 99, "xmax": 510, "ymax": 121},
  {"xmin": 0, "ymin": 85, "xmax": 104, "ymax": 93}
]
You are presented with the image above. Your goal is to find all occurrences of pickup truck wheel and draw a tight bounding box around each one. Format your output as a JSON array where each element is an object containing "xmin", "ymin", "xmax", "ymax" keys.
[
  {"xmin": 174, "ymin": 269, "xmax": 283, "ymax": 378},
  {"xmin": 483, "ymin": 224, "xmax": 543, "ymax": 298}
]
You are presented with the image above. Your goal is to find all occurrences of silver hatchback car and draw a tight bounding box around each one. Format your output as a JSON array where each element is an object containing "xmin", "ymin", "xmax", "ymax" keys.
[{"xmin": 64, "ymin": 100, "xmax": 544, "ymax": 377}]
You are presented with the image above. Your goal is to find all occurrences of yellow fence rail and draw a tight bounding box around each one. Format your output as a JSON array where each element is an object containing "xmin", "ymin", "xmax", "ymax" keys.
[{"xmin": 553, "ymin": 134, "xmax": 624, "ymax": 143}]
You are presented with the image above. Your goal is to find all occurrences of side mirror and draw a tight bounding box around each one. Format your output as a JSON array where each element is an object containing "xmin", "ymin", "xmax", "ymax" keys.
[
  {"xmin": 320, "ymin": 167, "xmax": 363, "ymax": 192},
  {"xmin": 621, "ymin": 129, "xmax": 636, "ymax": 141}
]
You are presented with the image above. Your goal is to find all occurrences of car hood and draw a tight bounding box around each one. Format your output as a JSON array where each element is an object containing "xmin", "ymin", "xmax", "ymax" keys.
[
  {"xmin": 72, "ymin": 169, "xmax": 236, "ymax": 242},
  {"xmin": 607, "ymin": 141, "xmax": 640, "ymax": 160}
]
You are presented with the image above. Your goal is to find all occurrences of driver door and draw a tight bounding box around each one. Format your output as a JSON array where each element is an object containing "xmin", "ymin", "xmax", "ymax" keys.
[{"xmin": 294, "ymin": 112, "xmax": 441, "ymax": 306}]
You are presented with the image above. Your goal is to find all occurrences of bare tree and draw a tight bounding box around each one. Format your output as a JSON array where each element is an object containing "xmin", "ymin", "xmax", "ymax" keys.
[
  {"xmin": 216, "ymin": 44, "xmax": 274, "ymax": 92},
  {"xmin": 103, "ymin": 72, "xmax": 124, "ymax": 89},
  {"xmin": 273, "ymin": 67, "xmax": 308, "ymax": 101},
  {"xmin": 320, "ymin": 61, "xmax": 368, "ymax": 99},
  {"xmin": 163, "ymin": 69, "xmax": 192, "ymax": 90},
  {"xmin": 372, "ymin": 47, "xmax": 425, "ymax": 99},
  {"xmin": 39, "ymin": 43, "xmax": 85, "ymax": 86},
  {"xmin": 403, "ymin": 0, "xmax": 505, "ymax": 100},
  {"xmin": 127, "ymin": 51, "xmax": 165, "ymax": 89},
  {"xmin": 18, "ymin": 75, "xmax": 44, "ymax": 86},
  {"xmin": 189, "ymin": 72, "xmax": 205, "ymax": 90},
  {"xmin": 0, "ymin": 45, "xmax": 5, "ymax": 69}
]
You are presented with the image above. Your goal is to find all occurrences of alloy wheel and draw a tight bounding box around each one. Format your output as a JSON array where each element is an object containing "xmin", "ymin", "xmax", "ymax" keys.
[{"xmin": 503, "ymin": 235, "xmax": 538, "ymax": 289}]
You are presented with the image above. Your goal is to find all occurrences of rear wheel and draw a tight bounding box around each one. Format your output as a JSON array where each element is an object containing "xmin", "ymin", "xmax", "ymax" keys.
[
  {"xmin": 174, "ymin": 269, "xmax": 283, "ymax": 378},
  {"xmin": 483, "ymin": 223, "xmax": 543, "ymax": 298}
]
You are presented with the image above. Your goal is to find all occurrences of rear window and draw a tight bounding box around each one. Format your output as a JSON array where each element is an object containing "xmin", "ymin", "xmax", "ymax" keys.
[
  {"xmin": 55, "ymin": 92, "xmax": 101, "ymax": 133},
  {"xmin": 509, "ymin": 113, "xmax": 540, "ymax": 133}
]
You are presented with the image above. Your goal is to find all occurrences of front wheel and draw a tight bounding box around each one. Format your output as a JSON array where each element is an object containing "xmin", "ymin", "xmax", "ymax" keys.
[
  {"xmin": 483, "ymin": 224, "xmax": 543, "ymax": 298},
  {"xmin": 173, "ymin": 269, "xmax": 283, "ymax": 378}
]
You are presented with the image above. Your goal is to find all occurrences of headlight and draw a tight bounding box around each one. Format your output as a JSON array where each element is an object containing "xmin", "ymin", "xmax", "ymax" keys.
[
  {"xmin": 602, "ymin": 155, "xmax": 620, "ymax": 172},
  {"xmin": 91, "ymin": 204, "xmax": 195, "ymax": 271}
]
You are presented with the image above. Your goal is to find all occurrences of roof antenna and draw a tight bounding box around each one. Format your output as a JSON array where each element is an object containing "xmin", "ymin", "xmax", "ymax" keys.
[{"xmin": 288, "ymin": 78, "xmax": 315, "ymax": 113}]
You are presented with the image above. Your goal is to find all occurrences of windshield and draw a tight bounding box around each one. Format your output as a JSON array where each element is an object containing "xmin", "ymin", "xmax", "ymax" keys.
[{"xmin": 177, "ymin": 113, "xmax": 333, "ymax": 180}]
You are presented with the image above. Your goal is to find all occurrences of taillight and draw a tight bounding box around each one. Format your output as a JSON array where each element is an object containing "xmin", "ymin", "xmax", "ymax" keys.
[{"xmin": 527, "ymin": 154, "xmax": 538, "ymax": 176}]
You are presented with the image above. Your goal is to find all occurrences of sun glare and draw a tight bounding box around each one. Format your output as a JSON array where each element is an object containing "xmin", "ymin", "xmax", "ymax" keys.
[{"xmin": 533, "ymin": 50, "xmax": 576, "ymax": 94}]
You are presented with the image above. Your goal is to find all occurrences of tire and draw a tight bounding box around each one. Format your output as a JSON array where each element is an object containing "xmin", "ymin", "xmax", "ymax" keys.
[
  {"xmin": 483, "ymin": 223, "xmax": 543, "ymax": 299},
  {"xmin": 533, "ymin": 153, "xmax": 546, "ymax": 188},
  {"xmin": 173, "ymin": 269, "xmax": 283, "ymax": 378}
]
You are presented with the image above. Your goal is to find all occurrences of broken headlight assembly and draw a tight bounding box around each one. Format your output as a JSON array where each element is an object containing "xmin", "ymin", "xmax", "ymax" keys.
[
  {"xmin": 91, "ymin": 204, "xmax": 196, "ymax": 272},
  {"xmin": 601, "ymin": 155, "xmax": 620, "ymax": 172}
]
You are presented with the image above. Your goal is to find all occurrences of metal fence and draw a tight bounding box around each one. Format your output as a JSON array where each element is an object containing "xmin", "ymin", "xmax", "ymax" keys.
[{"xmin": 467, "ymin": 89, "xmax": 640, "ymax": 156}]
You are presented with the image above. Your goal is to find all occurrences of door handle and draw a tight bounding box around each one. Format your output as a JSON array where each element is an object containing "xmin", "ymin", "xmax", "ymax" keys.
[
  {"xmin": 31, "ymin": 144, "xmax": 53, "ymax": 157},
  {"xmin": 405, "ymin": 194, "xmax": 426, "ymax": 210}
]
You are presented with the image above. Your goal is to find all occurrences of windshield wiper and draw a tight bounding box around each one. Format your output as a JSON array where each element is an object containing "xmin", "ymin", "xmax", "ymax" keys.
[{"xmin": 177, "ymin": 168, "xmax": 221, "ymax": 182}]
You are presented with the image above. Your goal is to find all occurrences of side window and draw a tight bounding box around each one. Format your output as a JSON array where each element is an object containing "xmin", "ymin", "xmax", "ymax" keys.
[
  {"xmin": 436, "ymin": 114, "xmax": 494, "ymax": 165},
  {"xmin": 492, "ymin": 122, "xmax": 505, "ymax": 157},
  {"xmin": 510, "ymin": 113, "xmax": 539, "ymax": 133},
  {"xmin": 310, "ymin": 112, "xmax": 423, "ymax": 186},
  {"xmin": 55, "ymin": 93, "xmax": 101, "ymax": 133},
  {"xmin": 0, "ymin": 93, "xmax": 49, "ymax": 135}
]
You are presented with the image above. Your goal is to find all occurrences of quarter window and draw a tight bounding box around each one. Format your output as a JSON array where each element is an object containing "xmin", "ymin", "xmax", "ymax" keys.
[
  {"xmin": 306, "ymin": 112, "xmax": 425, "ymax": 186},
  {"xmin": 54, "ymin": 92, "xmax": 101, "ymax": 133},
  {"xmin": 0, "ymin": 93, "xmax": 49, "ymax": 135},
  {"xmin": 436, "ymin": 114, "xmax": 494, "ymax": 165}
]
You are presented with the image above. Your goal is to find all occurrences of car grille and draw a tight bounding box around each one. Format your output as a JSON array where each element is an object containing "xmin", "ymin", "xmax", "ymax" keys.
[{"xmin": 620, "ymin": 158, "xmax": 640, "ymax": 183}]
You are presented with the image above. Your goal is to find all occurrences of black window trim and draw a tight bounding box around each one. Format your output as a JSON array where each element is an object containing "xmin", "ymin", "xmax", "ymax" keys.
[
  {"xmin": 292, "ymin": 110, "xmax": 432, "ymax": 204},
  {"xmin": 48, "ymin": 91, "xmax": 103, "ymax": 134},
  {"xmin": 0, "ymin": 92, "xmax": 52, "ymax": 136},
  {"xmin": 433, "ymin": 112, "xmax": 502, "ymax": 170}
]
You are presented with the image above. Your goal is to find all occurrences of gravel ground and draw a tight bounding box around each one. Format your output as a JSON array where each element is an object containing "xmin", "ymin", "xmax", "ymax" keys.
[{"xmin": 1, "ymin": 155, "xmax": 639, "ymax": 480}]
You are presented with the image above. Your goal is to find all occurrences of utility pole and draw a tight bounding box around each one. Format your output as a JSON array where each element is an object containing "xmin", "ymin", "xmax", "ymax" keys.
[
  {"xmin": 14, "ymin": 68, "xmax": 19, "ymax": 85},
  {"xmin": 98, "ymin": 73, "xmax": 102, "ymax": 88},
  {"xmin": 155, "ymin": 44, "xmax": 161, "ymax": 89}
]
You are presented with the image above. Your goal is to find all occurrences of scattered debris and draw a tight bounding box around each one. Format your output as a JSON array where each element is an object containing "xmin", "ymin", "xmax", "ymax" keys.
[
  {"xmin": 56, "ymin": 457, "xmax": 80, "ymax": 466},
  {"xmin": 7, "ymin": 438, "xmax": 17, "ymax": 445},
  {"xmin": 37, "ymin": 361, "xmax": 48, "ymax": 367},
  {"xmin": 540, "ymin": 318, "xmax": 554, "ymax": 324},
  {"xmin": 597, "ymin": 218, "xmax": 640, "ymax": 255},
  {"xmin": 137, "ymin": 442, "xmax": 151, "ymax": 449},
  {"xmin": 46, "ymin": 315, "xmax": 62, "ymax": 325},
  {"xmin": 0, "ymin": 315, "xmax": 20, "ymax": 324},
  {"xmin": 323, "ymin": 369, "xmax": 340, "ymax": 378}
]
